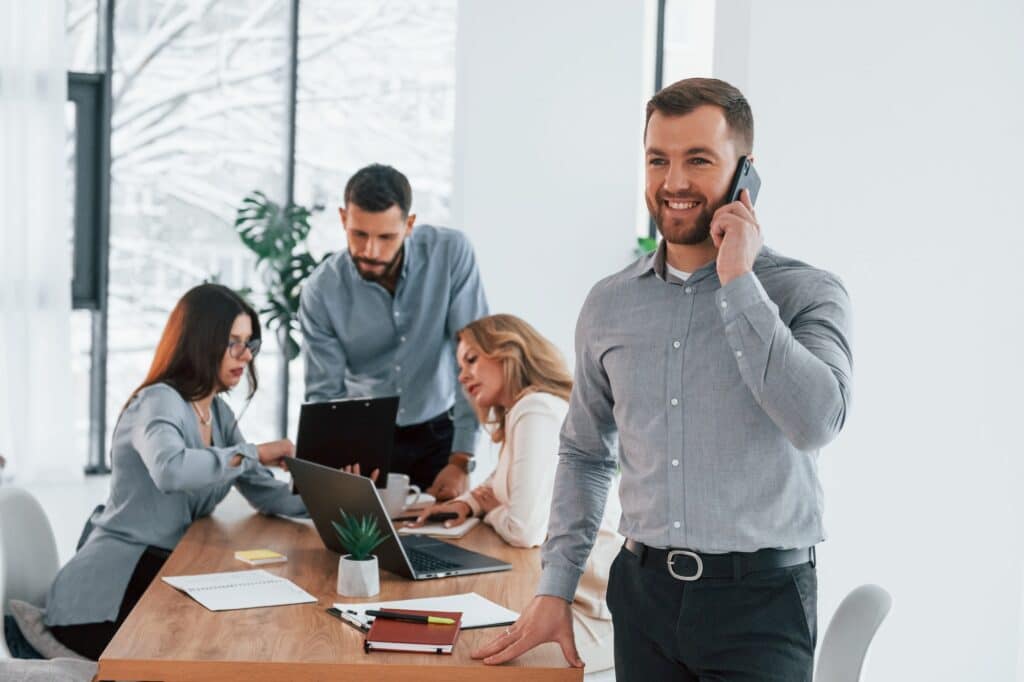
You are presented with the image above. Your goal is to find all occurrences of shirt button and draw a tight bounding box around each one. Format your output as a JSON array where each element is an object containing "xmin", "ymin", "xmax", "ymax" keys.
[
  {"xmin": 397, "ymin": 388, "xmax": 403, "ymax": 394},
  {"xmin": 393, "ymin": 311, "xmax": 400, "ymax": 317},
  {"xmin": 400, "ymin": 336, "xmax": 406, "ymax": 343},
  {"xmin": 735, "ymin": 350, "xmax": 743, "ymax": 358},
  {"xmin": 395, "ymin": 365, "xmax": 401, "ymax": 372},
  {"xmin": 670, "ymin": 398, "xmax": 679, "ymax": 406},
  {"xmin": 720, "ymin": 300, "xmax": 728, "ymax": 308},
  {"xmin": 673, "ymin": 521, "xmax": 681, "ymax": 529},
  {"xmin": 672, "ymin": 459, "xmax": 679, "ymax": 467},
  {"xmin": 398, "ymin": 408, "xmax": 405, "ymax": 414},
  {"xmin": 672, "ymin": 340, "xmax": 681, "ymax": 349},
  {"xmin": 685, "ymin": 287, "xmax": 693, "ymax": 294}
]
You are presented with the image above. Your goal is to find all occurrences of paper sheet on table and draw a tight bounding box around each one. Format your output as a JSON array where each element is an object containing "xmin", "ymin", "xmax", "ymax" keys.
[
  {"xmin": 334, "ymin": 591, "xmax": 519, "ymax": 630},
  {"xmin": 162, "ymin": 569, "xmax": 316, "ymax": 611}
]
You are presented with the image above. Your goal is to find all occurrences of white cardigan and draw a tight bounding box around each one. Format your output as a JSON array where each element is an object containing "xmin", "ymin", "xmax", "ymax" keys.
[{"xmin": 458, "ymin": 391, "xmax": 621, "ymax": 620}]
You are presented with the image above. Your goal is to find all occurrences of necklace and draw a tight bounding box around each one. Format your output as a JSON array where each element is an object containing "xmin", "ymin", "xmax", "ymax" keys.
[{"xmin": 191, "ymin": 401, "xmax": 212, "ymax": 427}]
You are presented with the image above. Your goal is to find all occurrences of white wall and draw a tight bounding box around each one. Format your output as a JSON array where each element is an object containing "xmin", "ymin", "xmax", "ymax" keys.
[
  {"xmin": 714, "ymin": 1, "xmax": 1024, "ymax": 679},
  {"xmin": 452, "ymin": 0, "xmax": 652, "ymax": 358}
]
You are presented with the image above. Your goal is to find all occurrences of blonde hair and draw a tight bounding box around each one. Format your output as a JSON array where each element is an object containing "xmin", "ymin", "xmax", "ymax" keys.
[{"xmin": 457, "ymin": 314, "xmax": 573, "ymax": 444}]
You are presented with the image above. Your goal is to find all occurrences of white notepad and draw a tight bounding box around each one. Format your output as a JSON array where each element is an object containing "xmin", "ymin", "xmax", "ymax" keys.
[
  {"xmin": 162, "ymin": 569, "xmax": 316, "ymax": 611},
  {"xmin": 397, "ymin": 516, "xmax": 480, "ymax": 538},
  {"xmin": 334, "ymin": 591, "xmax": 519, "ymax": 630}
]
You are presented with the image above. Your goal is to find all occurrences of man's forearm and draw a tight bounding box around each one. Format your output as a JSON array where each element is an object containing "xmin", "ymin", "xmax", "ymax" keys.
[{"xmin": 537, "ymin": 455, "xmax": 615, "ymax": 602}]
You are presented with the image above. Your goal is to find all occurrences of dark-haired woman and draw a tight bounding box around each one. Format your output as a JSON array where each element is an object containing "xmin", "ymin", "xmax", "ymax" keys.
[{"xmin": 43, "ymin": 284, "xmax": 305, "ymax": 660}]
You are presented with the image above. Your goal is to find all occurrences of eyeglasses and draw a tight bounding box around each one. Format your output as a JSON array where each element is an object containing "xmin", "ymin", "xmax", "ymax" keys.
[{"xmin": 227, "ymin": 338, "xmax": 261, "ymax": 360}]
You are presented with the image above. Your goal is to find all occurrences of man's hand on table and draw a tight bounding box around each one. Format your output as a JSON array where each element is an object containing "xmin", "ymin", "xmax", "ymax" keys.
[{"xmin": 472, "ymin": 595, "xmax": 583, "ymax": 668}]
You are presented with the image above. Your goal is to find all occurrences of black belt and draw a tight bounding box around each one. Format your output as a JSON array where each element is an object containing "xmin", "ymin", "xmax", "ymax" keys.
[{"xmin": 624, "ymin": 538, "xmax": 814, "ymax": 581}]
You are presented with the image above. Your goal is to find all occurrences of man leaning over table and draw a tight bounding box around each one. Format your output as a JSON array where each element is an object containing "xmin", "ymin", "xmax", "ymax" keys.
[
  {"xmin": 299, "ymin": 164, "xmax": 489, "ymax": 501},
  {"xmin": 472, "ymin": 78, "xmax": 853, "ymax": 681}
]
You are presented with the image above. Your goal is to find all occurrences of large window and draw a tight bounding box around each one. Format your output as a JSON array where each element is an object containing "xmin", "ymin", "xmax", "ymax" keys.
[{"xmin": 65, "ymin": 0, "xmax": 458, "ymax": 458}]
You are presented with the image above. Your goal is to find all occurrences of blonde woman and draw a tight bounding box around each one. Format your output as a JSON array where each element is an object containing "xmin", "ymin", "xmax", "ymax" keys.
[{"xmin": 409, "ymin": 314, "xmax": 620, "ymax": 672}]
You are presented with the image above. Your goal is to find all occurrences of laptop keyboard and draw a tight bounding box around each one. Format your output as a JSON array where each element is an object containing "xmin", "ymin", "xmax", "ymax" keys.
[{"xmin": 405, "ymin": 547, "xmax": 461, "ymax": 573}]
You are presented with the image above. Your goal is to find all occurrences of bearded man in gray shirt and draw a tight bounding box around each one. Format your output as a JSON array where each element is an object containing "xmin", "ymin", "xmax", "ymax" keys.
[
  {"xmin": 300, "ymin": 164, "xmax": 488, "ymax": 500},
  {"xmin": 473, "ymin": 79, "xmax": 853, "ymax": 680}
]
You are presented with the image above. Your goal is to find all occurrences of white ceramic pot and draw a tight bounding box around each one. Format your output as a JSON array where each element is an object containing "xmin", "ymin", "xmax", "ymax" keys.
[{"xmin": 337, "ymin": 555, "xmax": 380, "ymax": 597}]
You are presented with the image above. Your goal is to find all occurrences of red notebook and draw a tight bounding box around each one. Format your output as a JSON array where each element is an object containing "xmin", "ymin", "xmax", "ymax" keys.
[{"xmin": 363, "ymin": 609, "xmax": 463, "ymax": 655}]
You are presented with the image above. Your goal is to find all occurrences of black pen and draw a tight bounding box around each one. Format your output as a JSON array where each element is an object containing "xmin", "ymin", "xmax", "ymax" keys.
[
  {"xmin": 366, "ymin": 609, "xmax": 456, "ymax": 625},
  {"xmin": 325, "ymin": 607, "xmax": 369, "ymax": 632},
  {"xmin": 391, "ymin": 511, "xmax": 459, "ymax": 523}
]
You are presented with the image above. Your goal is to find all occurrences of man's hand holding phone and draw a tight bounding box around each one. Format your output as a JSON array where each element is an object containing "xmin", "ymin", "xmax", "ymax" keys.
[{"xmin": 712, "ymin": 187, "xmax": 762, "ymax": 286}]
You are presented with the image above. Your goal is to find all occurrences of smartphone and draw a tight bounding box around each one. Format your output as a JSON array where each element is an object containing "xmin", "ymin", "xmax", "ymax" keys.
[{"xmin": 726, "ymin": 155, "xmax": 761, "ymax": 205}]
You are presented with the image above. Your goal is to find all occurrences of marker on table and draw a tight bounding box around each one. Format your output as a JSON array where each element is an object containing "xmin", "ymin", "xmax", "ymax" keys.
[{"xmin": 366, "ymin": 609, "xmax": 456, "ymax": 625}]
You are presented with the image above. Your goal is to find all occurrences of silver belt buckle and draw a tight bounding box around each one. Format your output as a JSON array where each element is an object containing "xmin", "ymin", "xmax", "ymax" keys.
[{"xmin": 666, "ymin": 549, "xmax": 703, "ymax": 581}]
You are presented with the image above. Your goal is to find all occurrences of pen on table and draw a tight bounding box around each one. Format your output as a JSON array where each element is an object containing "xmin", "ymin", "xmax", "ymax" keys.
[
  {"xmin": 390, "ymin": 512, "xmax": 459, "ymax": 523},
  {"xmin": 365, "ymin": 609, "xmax": 456, "ymax": 625},
  {"xmin": 325, "ymin": 607, "xmax": 369, "ymax": 632}
]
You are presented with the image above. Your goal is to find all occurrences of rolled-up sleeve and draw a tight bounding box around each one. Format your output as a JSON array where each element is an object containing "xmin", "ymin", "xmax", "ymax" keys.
[{"xmin": 131, "ymin": 389, "xmax": 255, "ymax": 493}]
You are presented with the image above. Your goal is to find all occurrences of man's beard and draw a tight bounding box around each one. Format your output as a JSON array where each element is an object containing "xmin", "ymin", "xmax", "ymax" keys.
[
  {"xmin": 647, "ymin": 191, "xmax": 717, "ymax": 246},
  {"xmin": 353, "ymin": 246, "xmax": 404, "ymax": 284}
]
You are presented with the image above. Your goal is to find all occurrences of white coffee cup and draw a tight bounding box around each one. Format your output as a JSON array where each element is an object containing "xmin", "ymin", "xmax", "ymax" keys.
[{"xmin": 381, "ymin": 472, "xmax": 423, "ymax": 518}]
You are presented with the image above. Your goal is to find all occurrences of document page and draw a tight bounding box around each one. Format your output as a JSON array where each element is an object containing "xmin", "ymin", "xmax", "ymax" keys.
[{"xmin": 163, "ymin": 569, "xmax": 316, "ymax": 611}]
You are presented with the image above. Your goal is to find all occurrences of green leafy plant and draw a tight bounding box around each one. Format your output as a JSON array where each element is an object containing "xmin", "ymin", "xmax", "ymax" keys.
[
  {"xmin": 234, "ymin": 190, "xmax": 327, "ymax": 361},
  {"xmin": 331, "ymin": 509, "xmax": 387, "ymax": 561},
  {"xmin": 636, "ymin": 236, "xmax": 658, "ymax": 256}
]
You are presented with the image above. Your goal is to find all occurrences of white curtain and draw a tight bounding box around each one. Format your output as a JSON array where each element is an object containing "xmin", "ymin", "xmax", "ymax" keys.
[{"xmin": 0, "ymin": 0, "xmax": 76, "ymax": 482}]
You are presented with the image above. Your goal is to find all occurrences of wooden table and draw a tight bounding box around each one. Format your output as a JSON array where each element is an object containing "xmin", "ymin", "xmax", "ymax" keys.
[{"xmin": 97, "ymin": 500, "xmax": 583, "ymax": 681}]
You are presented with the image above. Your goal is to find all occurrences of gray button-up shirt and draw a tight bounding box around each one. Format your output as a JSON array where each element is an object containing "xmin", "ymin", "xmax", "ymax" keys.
[
  {"xmin": 45, "ymin": 383, "xmax": 306, "ymax": 626},
  {"xmin": 299, "ymin": 225, "xmax": 488, "ymax": 454},
  {"xmin": 538, "ymin": 244, "xmax": 853, "ymax": 602}
]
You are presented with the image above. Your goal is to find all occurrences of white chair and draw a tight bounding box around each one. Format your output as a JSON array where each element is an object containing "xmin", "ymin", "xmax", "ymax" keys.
[
  {"xmin": 0, "ymin": 488, "xmax": 60, "ymax": 615},
  {"xmin": 815, "ymin": 584, "xmax": 893, "ymax": 682}
]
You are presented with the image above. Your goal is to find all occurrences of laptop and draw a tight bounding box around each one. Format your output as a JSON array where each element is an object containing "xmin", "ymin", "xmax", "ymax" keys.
[
  {"xmin": 296, "ymin": 396, "xmax": 399, "ymax": 488},
  {"xmin": 288, "ymin": 457, "xmax": 512, "ymax": 580}
]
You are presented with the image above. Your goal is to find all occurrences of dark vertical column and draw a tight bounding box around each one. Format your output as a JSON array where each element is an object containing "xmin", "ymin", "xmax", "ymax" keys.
[
  {"xmin": 86, "ymin": 0, "xmax": 114, "ymax": 474},
  {"xmin": 648, "ymin": 0, "xmax": 667, "ymax": 241},
  {"xmin": 277, "ymin": 0, "xmax": 300, "ymax": 439}
]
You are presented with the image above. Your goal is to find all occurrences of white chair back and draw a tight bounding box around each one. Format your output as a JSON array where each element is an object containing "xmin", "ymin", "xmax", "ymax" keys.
[
  {"xmin": 815, "ymin": 583, "xmax": 893, "ymax": 682},
  {"xmin": 0, "ymin": 543, "xmax": 8, "ymax": 659},
  {"xmin": 0, "ymin": 488, "xmax": 60, "ymax": 616}
]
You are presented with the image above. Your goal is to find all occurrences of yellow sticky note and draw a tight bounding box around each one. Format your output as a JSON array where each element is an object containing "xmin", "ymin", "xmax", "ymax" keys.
[{"xmin": 234, "ymin": 549, "xmax": 287, "ymax": 565}]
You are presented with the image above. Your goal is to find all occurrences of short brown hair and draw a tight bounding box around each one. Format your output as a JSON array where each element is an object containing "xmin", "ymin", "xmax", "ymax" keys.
[{"xmin": 645, "ymin": 77, "xmax": 754, "ymax": 154}]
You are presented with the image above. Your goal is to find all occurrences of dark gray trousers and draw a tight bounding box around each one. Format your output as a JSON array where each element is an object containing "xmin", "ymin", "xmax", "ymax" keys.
[{"xmin": 606, "ymin": 545, "xmax": 817, "ymax": 681}]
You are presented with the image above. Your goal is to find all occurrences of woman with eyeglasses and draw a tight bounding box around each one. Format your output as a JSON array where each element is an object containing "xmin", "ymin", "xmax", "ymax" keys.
[{"xmin": 42, "ymin": 284, "xmax": 305, "ymax": 660}]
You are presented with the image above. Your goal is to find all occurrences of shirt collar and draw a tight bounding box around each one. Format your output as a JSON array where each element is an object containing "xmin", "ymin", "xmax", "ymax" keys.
[{"xmin": 630, "ymin": 240, "xmax": 717, "ymax": 284}]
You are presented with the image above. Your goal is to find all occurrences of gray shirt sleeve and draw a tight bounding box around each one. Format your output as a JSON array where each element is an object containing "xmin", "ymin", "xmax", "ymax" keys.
[
  {"xmin": 537, "ymin": 290, "xmax": 619, "ymax": 602},
  {"xmin": 300, "ymin": 281, "xmax": 349, "ymax": 403},
  {"xmin": 444, "ymin": 234, "xmax": 489, "ymax": 455},
  {"xmin": 716, "ymin": 271, "xmax": 853, "ymax": 451},
  {"xmin": 130, "ymin": 387, "xmax": 257, "ymax": 493},
  {"xmin": 225, "ymin": 415, "xmax": 307, "ymax": 518}
]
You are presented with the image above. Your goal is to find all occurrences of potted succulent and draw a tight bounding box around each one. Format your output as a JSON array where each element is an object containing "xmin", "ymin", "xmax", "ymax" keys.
[{"xmin": 331, "ymin": 509, "xmax": 387, "ymax": 597}]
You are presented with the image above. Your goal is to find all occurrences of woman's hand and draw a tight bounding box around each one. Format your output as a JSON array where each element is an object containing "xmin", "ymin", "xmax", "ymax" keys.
[
  {"xmin": 470, "ymin": 485, "xmax": 501, "ymax": 514},
  {"xmin": 341, "ymin": 462, "xmax": 380, "ymax": 483},
  {"xmin": 255, "ymin": 439, "xmax": 295, "ymax": 469},
  {"xmin": 407, "ymin": 500, "xmax": 473, "ymax": 529}
]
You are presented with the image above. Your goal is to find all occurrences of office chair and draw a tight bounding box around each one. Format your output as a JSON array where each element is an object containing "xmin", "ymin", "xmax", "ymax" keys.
[
  {"xmin": 0, "ymin": 488, "xmax": 60, "ymax": 615},
  {"xmin": 815, "ymin": 584, "xmax": 893, "ymax": 682}
]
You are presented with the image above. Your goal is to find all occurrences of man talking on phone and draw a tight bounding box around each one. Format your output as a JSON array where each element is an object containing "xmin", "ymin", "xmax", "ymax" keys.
[
  {"xmin": 473, "ymin": 79, "xmax": 853, "ymax": 680},
  {"xmin": 300, "ymin": 164, "xmax": 488, "ymax": 500}
]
